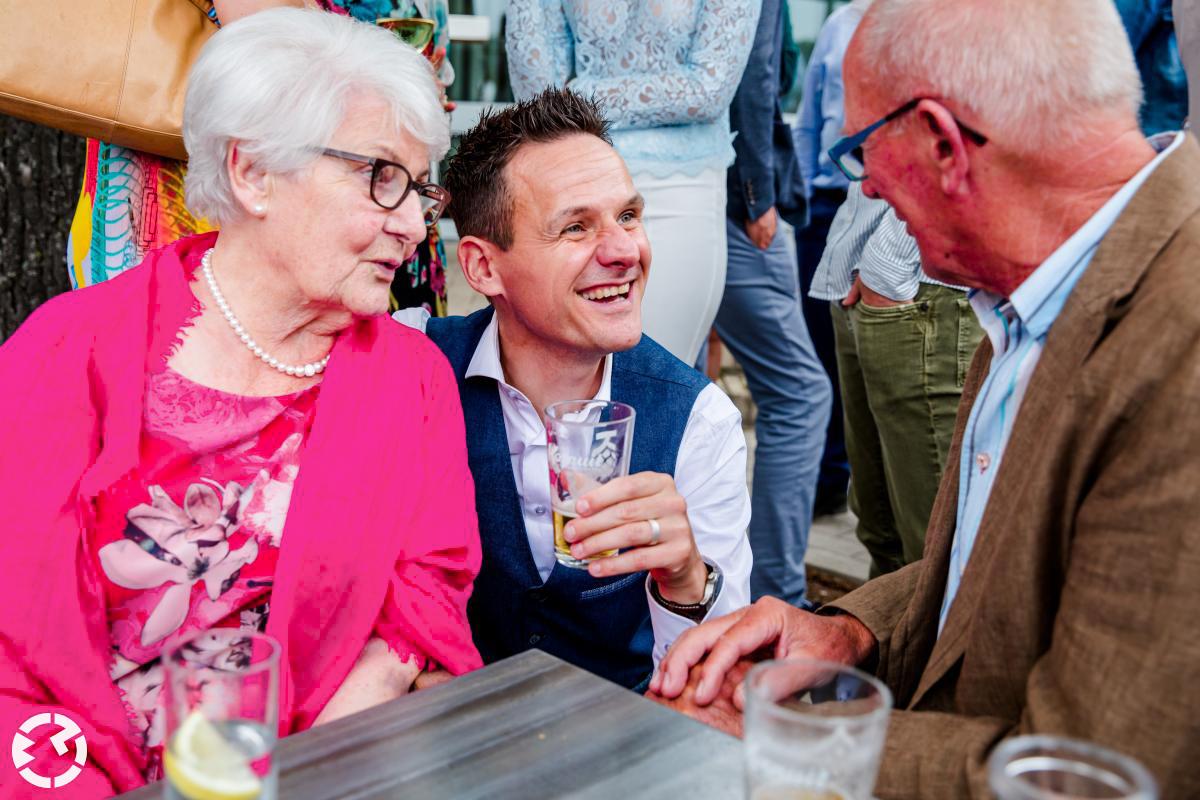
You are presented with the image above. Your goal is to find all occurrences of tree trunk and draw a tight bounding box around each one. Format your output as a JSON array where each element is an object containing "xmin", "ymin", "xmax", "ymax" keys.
[{"xmin": 0, "ymin": 115, "xmax": 86, "ymax": 341}]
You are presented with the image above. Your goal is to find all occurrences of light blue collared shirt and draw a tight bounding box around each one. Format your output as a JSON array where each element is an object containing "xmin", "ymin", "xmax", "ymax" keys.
[
  {"xmin": 938, "ymin": 131, "xmax": 1184, "ymax": 634},
  {"xmin": 792, "ymin": 1, "xmax": 869, "ymax": 197}
]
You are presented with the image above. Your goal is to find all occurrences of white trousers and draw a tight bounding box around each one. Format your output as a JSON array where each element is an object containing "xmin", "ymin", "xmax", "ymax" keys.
[{"xmin": 635, "ymin": 167, "xmax": 728, "ymax": 365}]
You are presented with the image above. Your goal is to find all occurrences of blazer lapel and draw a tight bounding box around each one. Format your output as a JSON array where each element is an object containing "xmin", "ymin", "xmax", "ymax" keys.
[{"xmin": 909, "ymin": 133, "xmax": 1200, "ymax": 707}]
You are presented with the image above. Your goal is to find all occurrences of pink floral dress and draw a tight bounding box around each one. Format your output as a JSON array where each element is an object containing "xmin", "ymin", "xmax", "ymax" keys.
[{"xmin": 91, "ymin": 368, "xmax": 318, "ymax": 780}]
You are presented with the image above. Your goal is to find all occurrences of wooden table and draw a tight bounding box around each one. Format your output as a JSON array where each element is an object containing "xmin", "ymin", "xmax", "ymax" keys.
[{"xmin": 120, "ymin": 650, "xmax": 743, "ymax": 799}]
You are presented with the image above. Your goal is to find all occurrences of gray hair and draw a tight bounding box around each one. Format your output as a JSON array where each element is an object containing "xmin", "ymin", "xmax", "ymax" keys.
[
  {"xmin": 183, "ymin": 7, "xmax": 449, "ymax": 224},
  {"xmin": 857, "ymin": 0, "xmax": 1143, "ymax": 153}
]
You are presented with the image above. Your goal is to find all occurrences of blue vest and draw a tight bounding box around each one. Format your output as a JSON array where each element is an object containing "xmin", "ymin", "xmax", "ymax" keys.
[{"xmin": 427, "ymin": 308, "xmax": 709, "ymax": 688}]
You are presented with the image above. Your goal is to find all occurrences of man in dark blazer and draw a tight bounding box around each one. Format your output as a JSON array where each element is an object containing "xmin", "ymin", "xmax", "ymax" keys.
[
  {"xmin": 713, "ymin": 0, "xmax": 829, "ymax": 608},
  {"xmin": 650, "ymin": 0, "xmax": 1200, "ymax": 796}
]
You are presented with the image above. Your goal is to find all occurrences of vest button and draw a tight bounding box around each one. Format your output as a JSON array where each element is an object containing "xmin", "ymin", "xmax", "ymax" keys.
[
  {"xmin": 529, "ymin": 634, "xmax": 542, "ymax": 645},
  {"xmin": 529, "ymin": 589, "xmax": 546, "ymax": 603}
]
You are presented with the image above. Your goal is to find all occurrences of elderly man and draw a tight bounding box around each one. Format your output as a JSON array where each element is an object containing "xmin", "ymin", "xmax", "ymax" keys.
[
  {"xmin": 395, "ymin": 89, "xmax": 752, "ymax": 691},
  {"xmin": 650, "ymin": 0, "xmax": 1200, "ymax": 796}
]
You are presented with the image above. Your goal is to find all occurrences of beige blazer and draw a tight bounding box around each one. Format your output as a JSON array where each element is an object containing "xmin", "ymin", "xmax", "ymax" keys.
[{"xmin": 830, "ymin": 135, "xmax": 1200, "ymax": 799}]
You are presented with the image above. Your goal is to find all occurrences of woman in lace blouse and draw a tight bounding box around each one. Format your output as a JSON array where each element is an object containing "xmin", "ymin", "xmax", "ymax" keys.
[
  {"xmin": 0, "ymin": 11, "xmax": 480, "ymax": 796},
  {"xmin": 507, "ymin": 0, "xmax": 760, "ymax": 365}
]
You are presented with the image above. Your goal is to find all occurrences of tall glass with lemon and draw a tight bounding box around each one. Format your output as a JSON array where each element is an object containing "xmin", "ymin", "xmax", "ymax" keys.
[{"xmin": 162, "ymin": 630, "xmax": 281, "ymax": 800}]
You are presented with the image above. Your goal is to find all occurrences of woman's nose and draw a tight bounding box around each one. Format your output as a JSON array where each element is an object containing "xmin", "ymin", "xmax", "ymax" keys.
[{"xmin": 385, "ymin": 191, "xmax": 427, "ymax": 242}]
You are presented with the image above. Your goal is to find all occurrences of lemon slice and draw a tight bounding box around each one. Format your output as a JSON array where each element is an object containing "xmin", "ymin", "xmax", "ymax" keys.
[{"xmin": 163, "ymin": 711, "xmax": 263, "ymax": 800}]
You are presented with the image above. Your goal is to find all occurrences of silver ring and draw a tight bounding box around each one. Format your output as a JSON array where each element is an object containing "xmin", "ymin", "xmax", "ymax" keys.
[{"xmin": 647, "ymin": 518, "xmax": 662, "ymax": 546}]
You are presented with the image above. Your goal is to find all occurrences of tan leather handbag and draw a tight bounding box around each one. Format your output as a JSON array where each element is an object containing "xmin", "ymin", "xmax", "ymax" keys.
[{"xmin": 0, "ymin": 0, "xmax": 217, "ymax": 160}]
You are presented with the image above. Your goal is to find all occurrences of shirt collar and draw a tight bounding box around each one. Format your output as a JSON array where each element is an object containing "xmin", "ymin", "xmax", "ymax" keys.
[
  {"xmin": 1006, "ymin": 130, "xmax": 1185, "ymax": 339},
  {"xmin": 465, "ymin": 312, "xmax": 614, "ymax": 402}
]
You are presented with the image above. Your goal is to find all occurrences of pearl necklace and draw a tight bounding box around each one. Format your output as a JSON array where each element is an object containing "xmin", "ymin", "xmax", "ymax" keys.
[{"xmin": 201, "ymin": 249, "xmax": 330, "ymax": 378}]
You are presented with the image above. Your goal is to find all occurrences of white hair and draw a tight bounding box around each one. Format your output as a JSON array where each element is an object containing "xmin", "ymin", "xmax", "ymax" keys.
[
  {"xmin": 183, "ymin": 7, "xmax": 449, "ymax": 224},
  {"xmin": 857, "ymin": 0, "xmax": 1143, "ymax": 153}
]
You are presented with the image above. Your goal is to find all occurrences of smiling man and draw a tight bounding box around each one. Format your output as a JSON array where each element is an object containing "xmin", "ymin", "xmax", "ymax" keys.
[{"xmin": 394, "ymin": 89, "xmax": 752, "ymax": 690}]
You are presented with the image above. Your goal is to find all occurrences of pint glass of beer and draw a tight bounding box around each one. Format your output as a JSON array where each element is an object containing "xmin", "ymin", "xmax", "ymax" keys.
[{"xmin": 545, "ymin": 400, "xmax": 636, "ymax": 568}]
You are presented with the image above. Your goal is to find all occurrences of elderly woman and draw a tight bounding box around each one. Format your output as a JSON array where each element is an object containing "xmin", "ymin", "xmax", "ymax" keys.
[{"xmin": 0, "ymin": 9, "xmax": 479, "ymax": 797}]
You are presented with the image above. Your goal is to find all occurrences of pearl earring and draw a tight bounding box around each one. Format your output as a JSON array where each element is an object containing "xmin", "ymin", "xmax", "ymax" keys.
[{"xmin": 253, "ymin": 203, "xmax": 266, "ymax": 215}]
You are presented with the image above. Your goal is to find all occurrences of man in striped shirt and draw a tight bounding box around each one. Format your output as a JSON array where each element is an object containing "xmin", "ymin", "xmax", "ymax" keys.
[{"xmin": 812, "ymin": 183, "xmax": 982, "ymax": 575}]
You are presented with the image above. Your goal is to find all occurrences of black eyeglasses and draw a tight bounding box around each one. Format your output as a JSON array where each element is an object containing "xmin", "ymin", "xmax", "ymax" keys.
[
  {"xmin": 321, "ymin": 147, "xmax": 451, "ymax": 226},
  {"xmin": 828, "ymin": 98, "xmax": 989, "ymax": 182}
]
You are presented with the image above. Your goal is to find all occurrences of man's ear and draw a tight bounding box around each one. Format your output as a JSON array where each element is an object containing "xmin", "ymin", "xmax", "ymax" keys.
[
  {"xmin": 917, "ymin": 100, "xmax": 972, "ymax": 198},
  {"xmin": 457, "ymin": 235, "xmax": 505, "ymax": 300},
  {"xmin": 227, "ymin": 140, "xmax": 273, "ymax": 218}
]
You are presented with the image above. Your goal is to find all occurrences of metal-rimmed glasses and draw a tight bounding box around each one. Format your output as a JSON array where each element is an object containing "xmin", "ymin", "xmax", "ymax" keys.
[
  {"xmin": 828, "ymin": 97, "xmax": 989, "ymax": 182},
  {"xmin": 321, "ymin": 147, "xmax": 450, "ymax": 226}
]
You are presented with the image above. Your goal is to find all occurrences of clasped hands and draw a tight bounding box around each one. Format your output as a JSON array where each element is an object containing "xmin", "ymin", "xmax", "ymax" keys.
[
  {"xmin": 643, "ymin": 597, "xmax": 879, "ymax": 737},
  {"xmin": 561, "ymin": 471, "xmax": 708, "ymax": 605}
]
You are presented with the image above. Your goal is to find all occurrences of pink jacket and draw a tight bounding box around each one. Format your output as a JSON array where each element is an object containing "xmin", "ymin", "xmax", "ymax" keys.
[{"xmin": 0, "ymin": 233, "xmax": 483, "ymax": 797}]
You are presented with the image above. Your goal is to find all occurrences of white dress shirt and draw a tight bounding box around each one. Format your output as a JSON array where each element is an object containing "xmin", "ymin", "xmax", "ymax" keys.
[{"xmin": 395, "ymin": 309, "xmax": 753, "ymax": 665}]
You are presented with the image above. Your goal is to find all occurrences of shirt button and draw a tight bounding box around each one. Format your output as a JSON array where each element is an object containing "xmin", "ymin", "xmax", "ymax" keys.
[
  {"xmin": 533, "ymin": 505, "xmax": 546, "ymax": 515},
  {"xmin": 976, "ymin": 453, "xmax": 992, "ymax": 473}
]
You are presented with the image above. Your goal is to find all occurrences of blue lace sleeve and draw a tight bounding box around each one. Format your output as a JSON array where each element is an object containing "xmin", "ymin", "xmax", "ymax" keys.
[
  {"xmin": 567, "ymin": 0, "xmax": 760, "ymax": 130},
  {"xmin": 506, "ymin": 0, "xmax": 575, "ymax": 100}
]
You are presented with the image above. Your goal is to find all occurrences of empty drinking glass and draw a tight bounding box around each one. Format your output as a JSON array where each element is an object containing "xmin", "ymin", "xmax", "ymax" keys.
[
  {"xmin": 743, "ymin": 658, "xmax": 892, "ymax": 800},
  {"xmin": 988, "ymin": 735, "xmax": 1159, "ymax": 800}
]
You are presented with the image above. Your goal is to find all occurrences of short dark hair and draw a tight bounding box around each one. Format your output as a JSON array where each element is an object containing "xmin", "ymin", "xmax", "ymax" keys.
[{"xmin": 444, "ymin": 88, "xmax": 612, "ymax": 249}]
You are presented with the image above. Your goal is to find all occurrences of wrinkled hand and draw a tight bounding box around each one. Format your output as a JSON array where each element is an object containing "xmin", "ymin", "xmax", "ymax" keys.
[
  {"xmin": 745, "ymin": 206, "xmax": 778, "ymax": 250},
  {"xmin": 646, "ymin": 657, "xmax": 756, "ymax": 738},
  {"xmin": 648, "ymin": 597, "xmax": 876, "ymax": 707},
  {"xmin": 564, "ymin": 472, "xmax": 707, "ymax": 604},
  {"xmin": 843, "ymin": 274, "xmax": 909, "ymax": 308}
]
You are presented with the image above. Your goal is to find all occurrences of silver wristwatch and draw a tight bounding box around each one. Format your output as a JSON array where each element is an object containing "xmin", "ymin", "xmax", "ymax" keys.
[{"xmin": 650, "ymin": 562, "xmax": 723, "ymax": 622}]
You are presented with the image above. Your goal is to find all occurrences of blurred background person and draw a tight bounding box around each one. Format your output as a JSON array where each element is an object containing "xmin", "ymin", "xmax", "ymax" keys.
[
  {"xmin": 1, "ymin": 11, "xmax": 480, "ymax": 795},
  {"xmin": 714, "ymin": 0, "xmax": 828, "ymax": 607},
  {"xmin": 791, "ymin": 0, "xmax": 873, "ymax": 516},
  {"xmin": 1115, "ymin": 0, "xmax": 1188, "ymax": 134},
  {"xmin": 820, "ymin": 184, "xmax": 981, "ymax": 576},
  {"xmin": 506, "ymin": 0, "xmax": 760, "ymax": 366}
]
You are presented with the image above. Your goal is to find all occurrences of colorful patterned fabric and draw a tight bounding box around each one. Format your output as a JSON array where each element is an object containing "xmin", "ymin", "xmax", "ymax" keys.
[
  {"xmin": 66, "ymin": 0, "xmax": 450, "ymax": 316},
  {"xmin": 68, "ymin": 139, "xmax": 214, "ymax": 290},
  {"xmin": 95, "ymin": 368, "xmax": 316, "ymax": 779}
]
